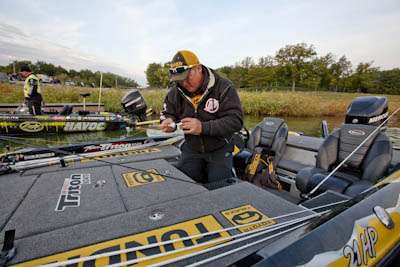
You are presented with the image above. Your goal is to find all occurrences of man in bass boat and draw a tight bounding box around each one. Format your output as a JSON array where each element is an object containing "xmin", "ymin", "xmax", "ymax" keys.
[
  {"xmin": 160, "ymin": 50, "xmax": 243, "ymax": 183},
  {"xmin": 20, "ymin": 64, "xmax": 43, "ymax": 115}
]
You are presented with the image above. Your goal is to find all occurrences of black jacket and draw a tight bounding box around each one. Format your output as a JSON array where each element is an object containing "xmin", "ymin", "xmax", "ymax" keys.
[{"xmin": 161, "ymin": 66, "xmax": 243, "ymax": 152}]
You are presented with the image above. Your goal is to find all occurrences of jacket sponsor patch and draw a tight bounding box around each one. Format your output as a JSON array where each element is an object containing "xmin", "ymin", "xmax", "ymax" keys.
[
  {"xmin": 204, "ymin": 98, "xmax": 219, "ymax": 113},
  {"xmin": 221, "ymin": 204, "xmax": 275, "ymax": 233},
  {"xmin": 14, "ymin": 215, "xmax": 231, "ymax": 267},
  {"xmin": 123, "ymin": 169, "xmax": 165, "ymax": 187}
]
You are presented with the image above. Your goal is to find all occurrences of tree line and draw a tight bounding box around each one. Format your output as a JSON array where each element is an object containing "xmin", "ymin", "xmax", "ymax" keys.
[
  {"xmin": 145, "ymin": 43, "xmax": 400, "ymax": 94},
  {"xmin": 0, "ymin": 60, "xmax": 139, "ymax": 88}
]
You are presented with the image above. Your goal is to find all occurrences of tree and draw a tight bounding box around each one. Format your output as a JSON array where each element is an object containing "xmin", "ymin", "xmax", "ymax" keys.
[
  {"xmin": 275, "ymin": 43, "xmax": 317, "ymax": 91},
  {"xmin": 145, "ymin": 63, "xmax": 169, "ymax": 88},
  {"xmin": 238, "ymin": 57, "xmax": 255, "ymax": 69},
  {"xmin": 330, "ymin": 55, "xmax": 352, "ymax": 91},
  {"xmin": 305, "ymin": 53, "xmax": 335, "ymax": 90},
  {"xmin": 258, "ymin": 56, "xmax": 275, "ymax": 67},
  {"xmin": 350, "ymin": 62, "xmax": 379, "ymax": 93}
]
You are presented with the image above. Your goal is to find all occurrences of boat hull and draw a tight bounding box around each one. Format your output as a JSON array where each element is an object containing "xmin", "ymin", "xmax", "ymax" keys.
[{"xmin": 0, "ymin": 113, "xmax": 130, "ymax": 135}]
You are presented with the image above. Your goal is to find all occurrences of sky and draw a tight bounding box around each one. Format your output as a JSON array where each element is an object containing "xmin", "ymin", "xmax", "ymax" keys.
[{"xmin": 0, "ymin": 0, "xmax": 399, "ymax": 85}]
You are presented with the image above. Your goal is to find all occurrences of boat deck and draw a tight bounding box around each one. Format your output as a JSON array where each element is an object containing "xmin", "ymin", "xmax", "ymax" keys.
[{"xmin": 0, "ymin": 146, "xmax": 312, "ymax": 266}]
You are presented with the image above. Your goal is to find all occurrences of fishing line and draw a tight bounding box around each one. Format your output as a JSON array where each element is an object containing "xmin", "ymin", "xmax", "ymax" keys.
[
  {"xmin": 154, "ymin": 223, "xmax": 308, "ymax": 267},
  {"xmin": 40, "ymin": 200, "xmax": 346, "ymax": 267},
  {"xmin": 109, "ymin": 217, "xmax": 313, "ymax": 267},
  {"xmin": 185, "ymin": 223, "xmax": 307, "ymax": 267}
]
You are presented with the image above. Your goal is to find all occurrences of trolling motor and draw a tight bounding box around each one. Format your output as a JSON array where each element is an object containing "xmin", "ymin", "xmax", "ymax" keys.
[{"xmin": 121, "ymin": 89, "xmax": 148, "ymax": 122}]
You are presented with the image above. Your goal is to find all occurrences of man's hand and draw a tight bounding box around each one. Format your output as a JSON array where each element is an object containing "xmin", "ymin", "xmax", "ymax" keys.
[
  {"xmin": 160, "ymin": 118, "xmax": 176, "ymax": 133},
  {"xmin": 181, "ymin": 117, "xmax": 202, "ymax": 135}
]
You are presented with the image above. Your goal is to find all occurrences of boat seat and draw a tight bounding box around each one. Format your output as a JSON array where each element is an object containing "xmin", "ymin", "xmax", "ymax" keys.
[
  {"xmin": 296, "ymin": 124, "xmax": 392, "ymax": 197},
  {"xmin": 234, "ymin": 117, "xmax": 288, "ymax": 179},
  {"xmin": 246, "ymin": 117, "xmax": 288, "ymax": 165}
]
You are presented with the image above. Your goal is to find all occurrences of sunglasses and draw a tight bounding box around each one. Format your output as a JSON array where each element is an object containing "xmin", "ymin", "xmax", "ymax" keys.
[{"xmin": 169, "ymin": 65, "xmax": 195, "ymax": 75}]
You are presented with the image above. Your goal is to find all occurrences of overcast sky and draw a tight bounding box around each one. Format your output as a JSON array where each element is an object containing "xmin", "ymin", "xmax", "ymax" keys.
[{"xmin": 0, "ymin": 0, "xmax": 399, "ymax": 85}]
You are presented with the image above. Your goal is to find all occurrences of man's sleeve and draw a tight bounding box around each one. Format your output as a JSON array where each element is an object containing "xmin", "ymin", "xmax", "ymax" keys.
[
  {"xmin": 201, "ymin": 85, "xmax": 243, "ymax": 137},
  {"xmin": 160, "ymin": 88, "xmax": 178, "ymax": 122}
]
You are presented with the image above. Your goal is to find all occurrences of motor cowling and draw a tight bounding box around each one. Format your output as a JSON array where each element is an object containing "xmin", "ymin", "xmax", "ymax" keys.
[
  {"xmin": 121, "ymin": 89, "xmax": 147, "ymax": 122},
  {"xmin": 345, "ymin": 96, "xmax": 388, "ymax": 127}
]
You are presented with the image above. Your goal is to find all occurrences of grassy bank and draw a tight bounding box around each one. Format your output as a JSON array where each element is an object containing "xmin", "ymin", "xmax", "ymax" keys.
[{"xmin": 1, "ymin": 83, "xmax": 400, "ymax": 117}]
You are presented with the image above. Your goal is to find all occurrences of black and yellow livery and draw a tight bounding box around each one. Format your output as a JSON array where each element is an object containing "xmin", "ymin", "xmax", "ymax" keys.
[{"xmin": 0, "ymin": 113, "xmax": 133, "ymax": 135}]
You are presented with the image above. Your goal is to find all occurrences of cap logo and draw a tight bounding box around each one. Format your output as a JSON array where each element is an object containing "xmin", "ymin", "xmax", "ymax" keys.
[
  {"xmin": 348, "ymin": 129, "xmax": 366, "ymax": 136},
  {"xmin": 170, "ymin": 61, "xmax": 184, "ymax": 68},
  {"xmin": 204, "ymin": 98, "xmax": 219, "ymax": 113}
]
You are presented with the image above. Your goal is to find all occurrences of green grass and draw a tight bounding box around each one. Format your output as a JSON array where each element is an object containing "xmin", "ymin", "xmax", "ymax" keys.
[{"xmin": 2, "ymin": 83, "xmax": 400, "ymax": 119}]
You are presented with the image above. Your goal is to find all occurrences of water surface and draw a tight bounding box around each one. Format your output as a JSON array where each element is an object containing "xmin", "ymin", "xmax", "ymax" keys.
[{"xmin": 0, "ymin": 115, "xmax": 398, "ymax": 153}]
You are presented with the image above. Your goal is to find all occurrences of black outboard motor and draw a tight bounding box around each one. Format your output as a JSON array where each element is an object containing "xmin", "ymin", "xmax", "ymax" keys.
[
  {"xmin": 121, "ymin": 89, "xmax": 147, "ymax": 122},
  {"xmin": 345, "ymin": 96, "xmax": 388, "ymax": 127}
]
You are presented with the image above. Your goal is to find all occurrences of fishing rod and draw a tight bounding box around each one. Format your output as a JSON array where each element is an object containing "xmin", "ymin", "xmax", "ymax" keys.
[
  {"xmin": 306, "ymin": 106, "xmax": 400, "ymax": 198},
  {"xmin": 0, "ymin": 135, "xmax": 200, "ymax": 185},
  {"xmin": 111, "ymin": 218, "xmax": 312, "ymax": 267},
  {"xmin": 40, "ymin": 199, "xmax": 347, "ymax": 267}
]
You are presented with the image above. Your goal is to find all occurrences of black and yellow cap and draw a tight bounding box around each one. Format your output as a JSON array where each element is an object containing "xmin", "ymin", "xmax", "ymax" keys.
[{"xmin": 169, "ymin": 50, "xmax": 200, "ymax": 82}]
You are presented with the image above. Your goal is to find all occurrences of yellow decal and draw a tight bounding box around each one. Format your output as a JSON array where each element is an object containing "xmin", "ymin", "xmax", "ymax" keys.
[
  {"xmin": 80, "ymin": 148, "xmax": 161, "ymax": 163},
  {"xmin": 328, "ymin": 212, "xmax": 400, "ymax": 267},
  {"xmin": 302, "ymin": 196, "xmax": 400, "ymax": 267},
  {"xmin": 123, "ymin": 169, "xmax": 165, "ymax": 188},
  {"xmin": 19, "ymin": 121, "xmax": 44, "ymax": 132},
  {"xmin": 14, "ymin": 215, "xmax": 230, "ymax": 267},
  {"xmin": 221, "ymin": 204, "xmax": 275, "ymax": 233},
  {"xmin": 375, "ymin": 169, "xmax": 400, "ymax": 187}
]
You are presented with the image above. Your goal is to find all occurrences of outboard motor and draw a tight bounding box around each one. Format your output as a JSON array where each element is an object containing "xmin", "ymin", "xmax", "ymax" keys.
[
  {"xmin": 121, "ymin": 89, "xmax": 147, "ymax": 122},
  {"xmin": 345, "ymin": 96, "xmax": 388, "ymax": 127}
]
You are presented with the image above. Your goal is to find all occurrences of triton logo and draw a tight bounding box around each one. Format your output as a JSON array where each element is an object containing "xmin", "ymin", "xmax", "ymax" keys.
[
  {"xmin": 348, "ymin": 130, "xmax": 366, "ymax": 136},
  {"xmin": 55, "ymin": 174, "xmax": 91, "ymax": 211}
]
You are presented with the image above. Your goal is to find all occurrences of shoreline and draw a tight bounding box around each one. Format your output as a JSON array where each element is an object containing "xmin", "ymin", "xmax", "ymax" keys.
[{"xmin": 1, "ymin": 83, "xmax": 400, "ymax": 118}]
